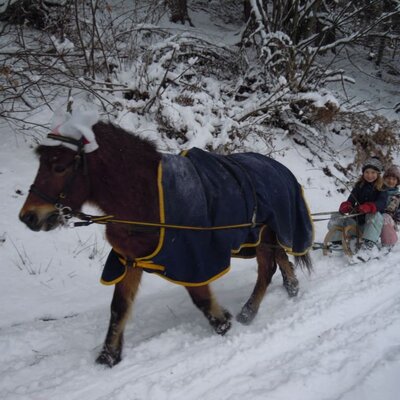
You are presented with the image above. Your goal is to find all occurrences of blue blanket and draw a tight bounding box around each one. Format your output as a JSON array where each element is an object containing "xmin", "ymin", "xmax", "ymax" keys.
[{"xmin": 101, "ymin": 148, "xmax": 314, "ymax": 286}]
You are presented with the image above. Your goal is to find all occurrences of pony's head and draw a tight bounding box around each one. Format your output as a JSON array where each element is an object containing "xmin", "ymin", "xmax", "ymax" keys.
[{"xmin": 19, "ymin": 110, "xmax": 98, "ymax": 231}]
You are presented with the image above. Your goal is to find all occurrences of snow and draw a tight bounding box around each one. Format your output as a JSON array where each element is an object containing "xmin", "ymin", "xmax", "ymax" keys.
[
  {"xmin": 296, "ymin": 91, "xmax": 340, "ymax": 109},
  {"xmin": 50, "ymin": 36, "xmax": 75, "ymax": 53},
  {"xmin": 1, "ymin": 3, "xmax": 400, "ymax": 400}
]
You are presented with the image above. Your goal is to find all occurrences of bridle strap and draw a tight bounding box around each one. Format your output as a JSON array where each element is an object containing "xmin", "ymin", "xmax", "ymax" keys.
[
  {"xmin": 47, "ymin": 133, "xmax": 86, "ymax": 149},
  {"xmin": 30, "ymin": 134, "xmax": 87, "ymax": 208},
  {"xmin": 29, "ymin": 185, "xmax": 59, "ymax": 205}
]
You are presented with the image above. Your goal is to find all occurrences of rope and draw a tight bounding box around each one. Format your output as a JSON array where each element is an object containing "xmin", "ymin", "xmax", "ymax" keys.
[
  {"xmin": 70, "ymin": 211, "xmax": 362, "ymax": 230},
  {"xmin": 311, "ymin": 212, "xmax": 364, "ymax": 222},
  {"xmin": 72, "ymin": 212, "xmax": 262, "ymax": 230}
]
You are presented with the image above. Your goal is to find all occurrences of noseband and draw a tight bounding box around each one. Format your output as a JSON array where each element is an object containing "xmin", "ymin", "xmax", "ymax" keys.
[{"xmin": 29, "ymin": 134, "xmax": 88, "ymax": 224}]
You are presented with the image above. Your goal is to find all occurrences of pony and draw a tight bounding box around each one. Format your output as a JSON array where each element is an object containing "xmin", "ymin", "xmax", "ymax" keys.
[{"xmin": 19, "ymin": 119, "xmax": 313, "ymax": 367}]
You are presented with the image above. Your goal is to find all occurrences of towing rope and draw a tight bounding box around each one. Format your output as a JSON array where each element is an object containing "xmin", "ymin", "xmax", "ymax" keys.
[{"xmin": 65, "ymin": 210, "xmax": 362, "ymax": 230}]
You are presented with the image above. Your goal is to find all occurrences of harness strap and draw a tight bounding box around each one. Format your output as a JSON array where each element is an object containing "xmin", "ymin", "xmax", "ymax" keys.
[
  {"xmin": 72, "ymin": 212, "xmax": 263, "ymax": 230},
  {"xmin": 47, "ymin": 134, "xmax": 85, "ymax": 148},
  {"xmin": 311, "ymin": 213, "xmax": 364, "ymax": 222},
  {"xmin": 70, "ymin": 210, "xmax": 364, "ymax": 230}
]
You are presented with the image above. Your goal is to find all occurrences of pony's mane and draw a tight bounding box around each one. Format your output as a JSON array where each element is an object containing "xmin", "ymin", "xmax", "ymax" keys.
[
  {"xmin": 87, "ymin": 122, "xmax": 162, "ymax": 207},
  {"xmin": 93, "ymin": 121, "xmax": 160, "ymax": 162}
]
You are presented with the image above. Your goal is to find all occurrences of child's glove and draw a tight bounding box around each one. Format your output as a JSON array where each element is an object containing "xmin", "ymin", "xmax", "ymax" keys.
[
  {"xmin": 357, "ymin": 202, "xmax": 377, "ymax": 214},
  {"xmin": 339, "ymin": 201, "xmax": 352, "ymax": 214}
]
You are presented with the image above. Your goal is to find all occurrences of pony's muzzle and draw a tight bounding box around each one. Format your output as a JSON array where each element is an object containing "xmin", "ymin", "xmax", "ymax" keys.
[
  {"xmin": 19, "ymin": 207, "xmax": 59, "ymax": 231},
  {"xmin": 19, "ymin": 210, "xmax": 41, "ymax": 231}
]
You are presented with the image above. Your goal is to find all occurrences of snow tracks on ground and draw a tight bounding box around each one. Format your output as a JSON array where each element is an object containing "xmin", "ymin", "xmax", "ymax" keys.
[{"xmin": 1, "ymin": 251, "xmax": 400, "ymax": 400}]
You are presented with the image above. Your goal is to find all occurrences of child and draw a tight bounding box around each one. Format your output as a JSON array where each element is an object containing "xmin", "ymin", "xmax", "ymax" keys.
[
  {"xmin": 380, "ymin": 165, "xmax": 400, "ymax": 248},
  {"xmin": 327, "ymin": 157, "xmax": 388, "ymax": 261}
]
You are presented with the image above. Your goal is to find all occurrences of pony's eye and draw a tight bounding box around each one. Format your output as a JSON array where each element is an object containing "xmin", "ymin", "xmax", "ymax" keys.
[{"xmin": 52, "ymin": 164, "xmax": 66, "ymax": 174}]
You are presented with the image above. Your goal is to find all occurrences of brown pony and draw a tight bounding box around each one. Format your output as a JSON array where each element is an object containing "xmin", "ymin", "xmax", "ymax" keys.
[{"xmin": 19, "ymin": 121, "xmax": 312, "ymax": 367}]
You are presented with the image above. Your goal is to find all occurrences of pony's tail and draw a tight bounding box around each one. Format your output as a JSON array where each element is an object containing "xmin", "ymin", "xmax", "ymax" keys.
[{"xmin": 294, "ymin": 253, "xmax": 313, "ymax": 273}]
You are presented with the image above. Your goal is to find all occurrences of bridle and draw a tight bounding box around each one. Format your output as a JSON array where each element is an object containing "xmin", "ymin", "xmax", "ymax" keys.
[{"xmin": 29, "ymin": 133, "xmax": 88, "ymax": 225}]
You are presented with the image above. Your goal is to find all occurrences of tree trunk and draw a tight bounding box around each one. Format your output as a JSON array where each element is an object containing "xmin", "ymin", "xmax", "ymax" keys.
[
  {"xmin": 166, "ymin": 0, "xmax": 193, "ymax": 26},
  {"xmin": 0, "ymin": 0, "xmax": 48, "ymax": 29}
]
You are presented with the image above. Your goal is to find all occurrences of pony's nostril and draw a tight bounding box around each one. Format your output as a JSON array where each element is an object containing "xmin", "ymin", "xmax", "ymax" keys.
[{"xmin": 20, "ymin": 211, "xmax": 40, "ymax": 231}]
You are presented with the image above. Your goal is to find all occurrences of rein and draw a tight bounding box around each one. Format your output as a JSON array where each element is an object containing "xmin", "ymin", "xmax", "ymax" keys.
[
  {"xmin": 310, "ymin": 212, "xmax": 364, "ymax": 222},
  {"xmin": 33, "ymin": 132, "xmax": 362, "ymax": 231},
  {"xmin": 69, "ymin": 211, "xmax": 262, "ymax": 230},
  {"xmin": 67, "ymin": 210, "xmax": 363, "ymax": 230}
]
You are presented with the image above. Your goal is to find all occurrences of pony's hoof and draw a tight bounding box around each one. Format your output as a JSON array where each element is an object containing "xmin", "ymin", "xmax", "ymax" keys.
[
  {"xmin": 209, "ymin": 309, "xmax": 232, "ymax": 335},
  {"xmin": 283, "ymin": 278, "xmax": 299, "ymax": 297},
  {"xmin": 214, "ymin": 319, "xmax": 232, "ymax": 335},
  {"xmin": 236, "ymin": 304, "xmax": 257, "ymax": 325},
  {"xmin": 96, "ymin": 348, "xmax": 121, "ymax": 368}
]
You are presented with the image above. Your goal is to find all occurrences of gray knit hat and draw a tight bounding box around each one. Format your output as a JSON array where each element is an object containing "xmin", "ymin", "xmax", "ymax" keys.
[
  {"xmin": 362, "ymin": 157, "xmax": 383, "ymax": 173},
  {"xmin": 383, "ymin": 165, "xmax": 400, "ymax": 182}
]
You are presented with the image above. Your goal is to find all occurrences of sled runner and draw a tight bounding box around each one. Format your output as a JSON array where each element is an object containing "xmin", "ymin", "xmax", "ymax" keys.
[
  {"xmin": 317, "ymin": 224, "xmax": 392, "ymax": 263},
  {"xmin": 322, "ymin": 225, "xmax": 362, "ymax": 256}
]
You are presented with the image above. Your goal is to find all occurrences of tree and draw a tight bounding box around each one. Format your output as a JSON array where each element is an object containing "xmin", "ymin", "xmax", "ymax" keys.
[
  {"xmin": 240, "ymin": 0, "xmax": 399, "ymax": 89},
  {"xmin": 166, "ymin": 0, "xmax": 193, "ymax": 26}
]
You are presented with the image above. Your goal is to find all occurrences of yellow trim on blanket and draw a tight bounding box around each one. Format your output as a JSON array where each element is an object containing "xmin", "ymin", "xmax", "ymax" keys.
[
  {"xmin": 231, "ymin": 225, "xmax": 266, "ymax": 255},
  {"xmin": 301, "ymin": 184, "xmax": 315, "ymax": 244},
  {"xmin": 149, "ymin": 266, "xmax": 231, "ymax": 287},
  {"xmin": 135, "ymin": 161, "xmax": 166, "ymax": 262},
  {"xmin": 102, "ymin": 161, "xmax": 168, "ymax": 286},
  {"xmin": 100, "ymin": 266, "xmax": 127, "ymax": 286}
]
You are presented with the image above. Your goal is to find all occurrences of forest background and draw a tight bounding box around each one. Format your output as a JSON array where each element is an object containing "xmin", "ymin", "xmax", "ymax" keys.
[{"xmin": 1, "ymin": 0, "xmax": 399, "ymax": 168}]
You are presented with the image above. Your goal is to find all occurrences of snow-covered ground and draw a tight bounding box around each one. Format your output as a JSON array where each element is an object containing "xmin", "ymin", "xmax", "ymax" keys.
[{"xmin": 1, "ymin": 3, "xmax": 400, "ymax": 400}]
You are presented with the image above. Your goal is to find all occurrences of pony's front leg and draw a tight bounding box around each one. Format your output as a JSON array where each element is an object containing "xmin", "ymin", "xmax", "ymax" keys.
[
  {"xmin": 236, "ymin": 242, "xmax": 277, "ymax": 325},
  {"xmin": 186, "ymin": 285, "xmax": 232, "ymax": 335},
  {"xmin": 96, "ymin": 267, "xmax": 143, "ymax": 367}
]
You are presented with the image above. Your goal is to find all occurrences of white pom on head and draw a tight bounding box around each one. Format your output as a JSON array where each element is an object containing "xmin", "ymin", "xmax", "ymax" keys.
[{"xmin": 42, "ymin": 109, "xmax": 99, "ymax": 153}]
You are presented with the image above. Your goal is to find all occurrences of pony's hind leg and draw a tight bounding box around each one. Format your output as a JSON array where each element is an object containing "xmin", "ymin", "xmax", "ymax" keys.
[
  {"xmin": 276, "ymin": 249, "xmax": 299, "ymax": 297},
  {"xmin": 96, "ymin": 267, "xmax": 143, "ymax": 367},
  {"xmin": 186, "ymin": 285, "xmax": 232, "ymax": 335},
  {"xmin": 237, "ymin": 238, "xmax": 277, "ymax": 325}
]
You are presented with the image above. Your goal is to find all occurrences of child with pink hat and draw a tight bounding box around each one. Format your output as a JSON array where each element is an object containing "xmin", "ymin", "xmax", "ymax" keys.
[{"xmin": 381, "ymin": 165, "xmax": 400, "ymax": 248}]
